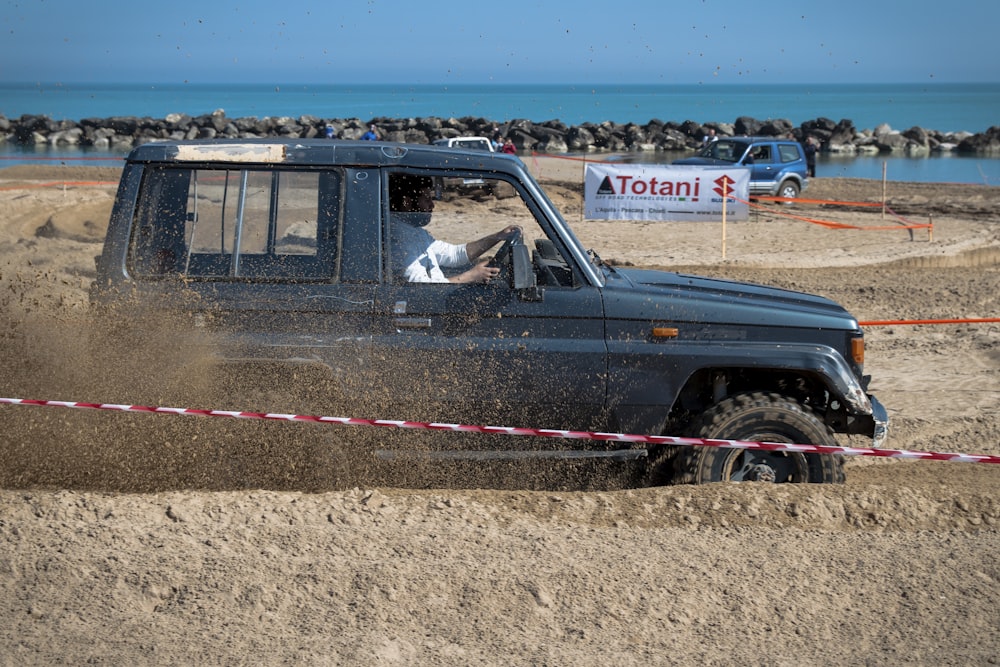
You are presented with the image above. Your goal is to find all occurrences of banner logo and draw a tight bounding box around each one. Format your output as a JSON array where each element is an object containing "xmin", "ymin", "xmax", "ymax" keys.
[
  {"xmin": 584, "ymin": 163, "xmax": 749, "ymax": 221},
  {"xmin": 712, "ymin": 174, "xmax": 737, "ymax": 198},
  {"xmin": 596, "ymin": 175, "xmax": 616, "ymax": 195}
]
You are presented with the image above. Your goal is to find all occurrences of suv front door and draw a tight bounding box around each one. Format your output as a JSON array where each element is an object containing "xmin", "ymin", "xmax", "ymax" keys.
[
  {"xmin": 371, "ymin": 171, "xmax": 609, "ymax": 432},
  {"xmin": 745, "ymin": 142, "xmax": 777, "ymax": 193}
]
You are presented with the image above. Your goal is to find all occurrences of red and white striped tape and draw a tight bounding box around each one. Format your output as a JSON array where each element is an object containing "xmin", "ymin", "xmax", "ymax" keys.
[{"xmin": 1, "ymin": 396, "xmax": 998, "ymax": 465}]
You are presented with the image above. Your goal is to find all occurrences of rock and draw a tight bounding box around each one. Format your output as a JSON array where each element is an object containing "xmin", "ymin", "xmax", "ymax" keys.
[
  {"xmin": 873, "ymin": 123, "xmax": 894, "ymax": 137},
  {"xmin": 804, "ymin": 117, "xmax": 838, "ymax": 133},
  {"xmin": 49, "ymin": 127, "xmax": 83, "ymax": 145},
  {"xmin": 734, "ymin": 116, "xmax": 763, "ymax": 136},
  {"xmin": 540, "ymin": 134, "xmax": 569, "ymax": 153},
  {"xmin": 827, "ymin": 119, "xmax": 857, "ymax": 147},
  {"xmin": 566, "ymin": 126, "xmax": 595, "ymax": 151},
  {"xmin": 874, "ymin": 132, "xmax": 909, "ymax": 152},
  {"xmin": 957, "ymin": 126, "xmax": 1000, "ymax": 154},
  {"xmin": 759, "ymin": 118, "xmax": 794, "ymax": 137},
  {"xmin": 827, "ymin": 142, "xmax": 859, "ymax": 155},
  {"xmin": 678, "ymin": 119, "xmax": 703, "ymax": 138},
  {"xmin": 903, "ymin": 126, "xmax": 929, "ymax": 146}
]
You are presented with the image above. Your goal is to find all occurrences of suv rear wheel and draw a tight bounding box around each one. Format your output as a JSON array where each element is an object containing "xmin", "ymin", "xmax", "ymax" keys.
[
  {"xmin": 664, "ymin": 392, "xmax": 844, "ymax": 484},
  {"xmin": 777, "ymin": 180, "xmax": 801, "ymax": 201}
]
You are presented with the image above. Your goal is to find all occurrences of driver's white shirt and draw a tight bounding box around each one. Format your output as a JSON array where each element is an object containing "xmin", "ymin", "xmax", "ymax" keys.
[{"xmin": 390, "ymin": 219, "xmax": 470, "ymax": 283}]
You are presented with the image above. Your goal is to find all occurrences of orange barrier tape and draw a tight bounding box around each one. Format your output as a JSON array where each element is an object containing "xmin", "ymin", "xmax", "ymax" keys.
[
  {"xmin": 860, "ymin": 317, "xmax": 1000, "ymax": 327},
  {"xmin": 756, "ymin": 195, "xmax": 883, "ymax": 208},
  {"xmin": 0, "ymin": 180, "xmax": 118, "ymax": 191},
  {"xmin": 883, "ymin": 206, "xmax": 932, "ymax": 230},
  {"xmin": 529, "ymin": 152, "xmax": 612, "ymax": 163},
  {"xmin": 742, "ymin": 197, "xmax": 932, "ymax": 231},
  {"xmin": 0, "ymin": 155, "xmax": 124, "ymax": 161}
]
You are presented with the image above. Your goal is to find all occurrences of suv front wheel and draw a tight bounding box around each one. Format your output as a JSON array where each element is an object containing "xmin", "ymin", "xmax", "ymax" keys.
[{"xmin": 666, "ymin": 392, "xmax": 844, "ymax": 484}]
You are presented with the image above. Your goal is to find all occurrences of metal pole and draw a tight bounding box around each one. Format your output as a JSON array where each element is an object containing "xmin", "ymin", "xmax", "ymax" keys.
[
  {"xmin": 721, "ymin": 180, "xmax": 728, "ymax": 260},
  {"xmin": 881, "ymin": 161, "xmax": 887, "ymax": 220}
]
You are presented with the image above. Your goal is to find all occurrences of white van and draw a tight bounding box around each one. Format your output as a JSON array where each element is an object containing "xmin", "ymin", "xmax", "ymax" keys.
[
  {"xmin": 432, "ymin": 136, "xmax": 496, "ymax": 191},
  {"xmin": 432, "ymin": 136, "xmax": 495, "ymax": 152}
]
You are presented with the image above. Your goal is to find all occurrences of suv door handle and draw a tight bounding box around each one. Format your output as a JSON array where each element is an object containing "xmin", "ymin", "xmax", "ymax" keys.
[{"xmin": 394, "ymin": 317, "xmax": 432, "ymax": 329}]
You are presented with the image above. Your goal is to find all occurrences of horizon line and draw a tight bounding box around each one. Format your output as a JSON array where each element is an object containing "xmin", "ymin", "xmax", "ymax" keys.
[{"xmin": 3, "ymin": 80, "xmax": 999, "ymax": 87}]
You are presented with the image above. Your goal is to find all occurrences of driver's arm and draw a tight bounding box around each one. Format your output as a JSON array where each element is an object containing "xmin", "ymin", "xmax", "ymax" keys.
[
  {"xmin": 464, "ymin": 225, "xmax": 522, "ymax": 262},
  {"xmin": 449, "ymin": 260, "xmax": 498, "ymax": 284}
]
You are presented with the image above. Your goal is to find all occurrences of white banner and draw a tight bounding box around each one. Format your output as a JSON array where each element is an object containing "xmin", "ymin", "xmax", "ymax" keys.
[{"xmin": 584, "ymin": 163, "xmax": 750, "ymax": 221}]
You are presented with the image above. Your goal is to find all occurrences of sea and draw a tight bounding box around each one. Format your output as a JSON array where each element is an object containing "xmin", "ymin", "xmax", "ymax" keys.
[{"xmin": 2, "ymin": 81, "xmax": 998, "ymax": 184}]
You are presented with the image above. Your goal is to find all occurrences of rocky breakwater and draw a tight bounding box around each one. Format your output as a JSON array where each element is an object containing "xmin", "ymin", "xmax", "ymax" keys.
[{"xmin": 1, "ymin": 109, "xmax": 998, "ymax": 156}]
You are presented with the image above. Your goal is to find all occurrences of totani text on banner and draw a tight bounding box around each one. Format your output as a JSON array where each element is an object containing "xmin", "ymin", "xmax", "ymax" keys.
[{"xmin": 584, "ymin": 163, "xmax": 750, "ymax": 222}]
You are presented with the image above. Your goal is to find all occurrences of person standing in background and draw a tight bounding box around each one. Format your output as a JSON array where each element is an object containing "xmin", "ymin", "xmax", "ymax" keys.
[
  {"xmin": 361, "ymin": 124, "xmax": 379, "ymax": 141},
  {"xmin": 802, "ymin": 136, "xmax": 818, "ymax": 177}
]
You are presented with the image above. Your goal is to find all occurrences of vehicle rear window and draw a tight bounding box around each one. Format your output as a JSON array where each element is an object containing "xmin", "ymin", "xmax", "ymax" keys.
[
  {"xmin": 128, "ymin": 166, "xmax": 343, "ymax": 282},
  {"xmin": 454, "ymin": 139, "xmax": 491, "ymax": 151},
  {"xmin": 699, "ymin": 139, "xmax": 746, "ymax": 162},
  {"xmin": 778, "ymin": 144, "xmax": 802, "ymax": 163}
]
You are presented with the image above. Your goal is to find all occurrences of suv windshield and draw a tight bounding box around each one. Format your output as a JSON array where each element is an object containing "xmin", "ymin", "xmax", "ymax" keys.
[{"xmin": 697, "ymin": 139, "xmax": 750, "ymax": 163}]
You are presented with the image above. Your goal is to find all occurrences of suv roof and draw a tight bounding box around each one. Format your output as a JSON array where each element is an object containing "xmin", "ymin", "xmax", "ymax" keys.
[
  {"xmin": 697, "ymin": 136, "xmax": 802, "ymax": 156},
  {"xmin": 729, "ymin": 136, "xmax": 800, "ymax": 143},
  {"xmin": 125, "ymin": 138, "xmax": 516, "ymax": 169}
]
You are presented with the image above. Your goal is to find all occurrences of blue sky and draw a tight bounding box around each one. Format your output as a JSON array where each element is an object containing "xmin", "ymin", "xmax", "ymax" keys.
[{"xmin": 2, "ymin": 0, "xmax": 997, "ymax": 85}]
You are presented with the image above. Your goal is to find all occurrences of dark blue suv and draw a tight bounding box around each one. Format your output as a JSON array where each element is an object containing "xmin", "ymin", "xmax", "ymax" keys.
[
  {"xmin": 674, "ymin": 137, "xmax": 809, "ymax": 199},
  {"xmin": 91, "ymin": 139, "xmax": 885, "ymax": 485}
]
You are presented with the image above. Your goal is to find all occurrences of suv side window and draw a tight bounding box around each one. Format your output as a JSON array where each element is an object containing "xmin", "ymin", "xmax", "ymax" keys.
[
  {"xmin": 749, "ymin": 144, "xmax": 773, "ymax": 163},
  {"xmin": 386, "ymin": 171, "xmax": 577, "ymax": 288},
  {"xmin": 128, "ymin": 167, "xmax": 342, "ymax": 282},
  {"xmin": 778, "ymin": 143, "xmax": 802, "ymax": 163}
]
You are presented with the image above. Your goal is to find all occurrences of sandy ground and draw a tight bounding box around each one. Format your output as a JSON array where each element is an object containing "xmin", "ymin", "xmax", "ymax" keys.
[{"xmin": 0, "ymin": 160, "xmax": 998, "ymax": 665}]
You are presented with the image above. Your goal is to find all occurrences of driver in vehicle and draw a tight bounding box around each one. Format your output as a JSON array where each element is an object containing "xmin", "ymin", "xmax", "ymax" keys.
[{"xmin": 389, "ymin": 173, "xmax": 520, "ymax": 284}]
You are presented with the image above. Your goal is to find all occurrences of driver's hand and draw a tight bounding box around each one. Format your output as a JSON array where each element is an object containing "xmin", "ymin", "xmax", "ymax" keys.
[
  {"xmin": 500, "ymin": 225, "xmax": 522, "ymax": 240},
  {"xmin": 465, "ymin": 260, "xmax": 500, "ymax": 284}
]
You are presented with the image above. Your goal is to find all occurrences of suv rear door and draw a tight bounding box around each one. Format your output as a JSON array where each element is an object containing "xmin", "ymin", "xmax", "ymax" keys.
[{"xmin": 124, "ymin": 164, "xmax": 376, "ymax": 386}]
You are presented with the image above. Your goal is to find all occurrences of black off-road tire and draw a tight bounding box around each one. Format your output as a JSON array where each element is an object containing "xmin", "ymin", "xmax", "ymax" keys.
[{"xmin": 666, "ymin": 392, "xmax": 844, "ymax": 484}]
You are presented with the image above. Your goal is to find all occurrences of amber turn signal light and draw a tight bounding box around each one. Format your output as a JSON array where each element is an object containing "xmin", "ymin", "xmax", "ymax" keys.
[{"xmin": 851, "ymin": 336, "xmax": 865, "ymax": 365}]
